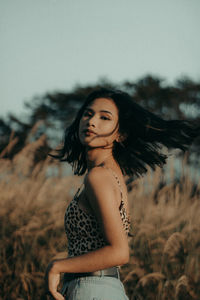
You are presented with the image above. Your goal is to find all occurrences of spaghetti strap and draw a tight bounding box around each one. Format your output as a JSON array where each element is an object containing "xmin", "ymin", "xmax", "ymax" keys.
[
  {"xmin": 74, "ymin": 182, "xmax": 84, "ymax": 200},
  {"xmin": 100, "ymin": 166, "xmax": 132, "ymax": 236},
  {"xmin": 100, "ymin": 166, "xmax": 124, "ymax": 208}
]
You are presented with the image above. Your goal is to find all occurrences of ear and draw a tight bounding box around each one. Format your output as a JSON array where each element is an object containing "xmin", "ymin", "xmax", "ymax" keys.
[{"xmin": 116, "ymin": 133, "xmax": 127, "ymax": 143}]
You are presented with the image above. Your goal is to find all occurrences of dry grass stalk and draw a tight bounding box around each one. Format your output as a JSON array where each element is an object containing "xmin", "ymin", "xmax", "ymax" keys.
[
  {"xmin": 0, "ymin": 135, "xmax": 200, "ymax": 299},
  {"xmin": 162, "ymin": 232, "xmax": 187, "ymax": 279},
  {"xmin": 175, "ymin": 275, "xmax": 197, "ymax": 300},
  {"xmin": 133, "ymin": 272, "xmax": 165, "ymax": 300}
]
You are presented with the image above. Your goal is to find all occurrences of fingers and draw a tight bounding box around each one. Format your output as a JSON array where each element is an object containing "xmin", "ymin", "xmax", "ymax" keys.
[
  {"xmin": 48, "ymin": 291, "xmax": 65, "ymax": 300},
  {"xmin": 45, "ymin": 262, "xmax": 53, "ymax": 292},
  {"xmin": 45, "ymin": 260, "xmax": 65, "ymax": 300},
  {"xmin": 47, "ymin": 294, "xmax": 55, "ymax": 300}
]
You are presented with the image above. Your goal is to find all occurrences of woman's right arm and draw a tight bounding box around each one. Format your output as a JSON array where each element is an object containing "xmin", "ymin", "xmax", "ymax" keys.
[{"xmin": 46, "ymin": 167, "xmax": 129, "ymax": 298}]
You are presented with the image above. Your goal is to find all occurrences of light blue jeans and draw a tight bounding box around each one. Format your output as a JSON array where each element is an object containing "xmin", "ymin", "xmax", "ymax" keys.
[{"xmin": 61, "ymin": 275, "xmax": 129, "ymax": 300}]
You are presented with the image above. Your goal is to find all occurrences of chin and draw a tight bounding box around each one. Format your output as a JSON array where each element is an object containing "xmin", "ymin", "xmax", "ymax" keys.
[
  {"xmin": 80, "ymin": 135, "xmax": 94, "ymax": 145},
  {"xmin": 79, "ymin": 139, "xmax": 93, "ymax": 148}
]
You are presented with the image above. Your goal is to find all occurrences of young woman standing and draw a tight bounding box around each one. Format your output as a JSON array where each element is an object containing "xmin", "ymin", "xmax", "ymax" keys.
[{"xmin": 45, "ymin": 88, "xmax": 199, "ymax": 300}]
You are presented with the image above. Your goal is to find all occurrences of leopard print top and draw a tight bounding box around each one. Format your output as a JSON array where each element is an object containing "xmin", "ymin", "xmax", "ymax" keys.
[{"xmin": 64, "ymin": 167, "xmax": 131, "ymax": 257}]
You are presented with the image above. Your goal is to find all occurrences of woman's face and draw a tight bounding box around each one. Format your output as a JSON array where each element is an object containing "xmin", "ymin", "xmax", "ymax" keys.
[{"xmin": 78, "ymin": 97, "xmax": 120, "ymax": 149}]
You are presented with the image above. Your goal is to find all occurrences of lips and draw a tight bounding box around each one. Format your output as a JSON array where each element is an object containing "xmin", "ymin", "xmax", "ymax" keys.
[{"xmin": 83, "ymin": 128, "xmax": 96, "ymax": 135}]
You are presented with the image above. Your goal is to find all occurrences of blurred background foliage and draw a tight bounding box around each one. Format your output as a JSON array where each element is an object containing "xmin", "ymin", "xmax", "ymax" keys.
[
  {"xmin": 1, "ymin": 75, "xmax": 200, "ymax": 164},
  {"xmin": 0, "ymin": 75, "xmax": 200, "ymax": 300}
]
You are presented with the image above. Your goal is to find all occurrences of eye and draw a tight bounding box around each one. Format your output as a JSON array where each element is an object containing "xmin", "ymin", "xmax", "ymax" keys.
[
  {"xmin": 83, "ymin": 111, "xmax": 92, "ymax": 117},
  {"xmin": 100, "ymin": 116, "xmax": 110, "ymax": 120}
]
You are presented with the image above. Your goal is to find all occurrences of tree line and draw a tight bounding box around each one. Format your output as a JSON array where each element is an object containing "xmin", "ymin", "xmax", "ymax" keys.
[{"xmin": 0, "ymin": 75, "xmax": 200, "ymax": 163}]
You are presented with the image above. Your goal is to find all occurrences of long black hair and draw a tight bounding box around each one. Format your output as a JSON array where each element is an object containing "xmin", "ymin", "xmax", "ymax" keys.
[{"xmin": 49, "ymin": 88, "xmax": 200, "ymax": 177}]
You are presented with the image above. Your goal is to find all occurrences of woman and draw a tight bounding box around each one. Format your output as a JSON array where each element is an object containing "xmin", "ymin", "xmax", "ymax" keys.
[{"xmin": 45, "ymin": 88, "xmax": 199, "ymax": 300}]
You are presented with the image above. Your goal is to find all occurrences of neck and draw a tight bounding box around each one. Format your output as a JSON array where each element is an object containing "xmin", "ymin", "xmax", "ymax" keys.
[{"xmin": 86, "ymin": 146, "xmax": 115, "ymax": 171}]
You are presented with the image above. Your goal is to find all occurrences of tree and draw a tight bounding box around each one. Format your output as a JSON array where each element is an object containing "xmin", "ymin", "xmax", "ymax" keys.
[{"xmin": 0, "ymin": 75, "xmax": 199, "ymax": 161}]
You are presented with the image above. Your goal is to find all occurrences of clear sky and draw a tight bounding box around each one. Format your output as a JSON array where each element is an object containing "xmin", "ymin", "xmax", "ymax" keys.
[{"xmin": 1, "ymin": 0, "xmax": 200, "ymax": 118}]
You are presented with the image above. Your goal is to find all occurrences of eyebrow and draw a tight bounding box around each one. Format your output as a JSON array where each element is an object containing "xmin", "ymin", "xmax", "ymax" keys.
[{"xmin": 86, "ymin": 108, "xmax": 113, "ymax": 115}]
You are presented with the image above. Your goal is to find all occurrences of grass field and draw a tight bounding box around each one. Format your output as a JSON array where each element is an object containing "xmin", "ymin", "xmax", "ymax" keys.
[{"xmin": 0, "ymin": 136, "xmax": 200, "ymax": 299}]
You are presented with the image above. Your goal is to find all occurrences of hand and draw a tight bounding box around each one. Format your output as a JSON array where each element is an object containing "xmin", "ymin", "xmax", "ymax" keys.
[{"xmin": 45, "ymin": 260, "xmax": 65, "ymax": 300}]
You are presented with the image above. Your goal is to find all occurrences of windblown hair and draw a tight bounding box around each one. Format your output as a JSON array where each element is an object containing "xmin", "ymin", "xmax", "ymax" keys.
[{"xmin": 49, "ymin": 88, "xmax": 200, "ymax": 177}]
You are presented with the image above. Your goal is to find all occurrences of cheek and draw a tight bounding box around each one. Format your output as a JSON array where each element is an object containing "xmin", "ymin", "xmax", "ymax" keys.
[
  {"xmin": 79, "ymin": 117, "xmax": 85, "ymax": 130},
  {"xmin": 100, "ymin": 120, "xmax": 117, "ymax": 133},
  {"xmin": 105, "ymin": 123, "xmax": 119, "ymax": 140}
]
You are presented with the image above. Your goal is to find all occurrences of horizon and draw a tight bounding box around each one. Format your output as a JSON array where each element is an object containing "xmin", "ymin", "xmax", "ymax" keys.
[{"xmin": 1, "ymin": 0, "xmax": 200, "ymax": 118}]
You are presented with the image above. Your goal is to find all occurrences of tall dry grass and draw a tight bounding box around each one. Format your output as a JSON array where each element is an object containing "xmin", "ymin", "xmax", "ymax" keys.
[{"xmin": 0, "ymin": 135, "xmax": 200, "ymax": 299}]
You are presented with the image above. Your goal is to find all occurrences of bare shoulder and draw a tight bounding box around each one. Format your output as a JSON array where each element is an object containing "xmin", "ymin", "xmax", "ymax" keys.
[
  {"xmin": 85, "ymin": 167, "xmax": 114, "ymax": 187},
  {"xmin": 84, "ymin": 167, "xmax": 119, "ymax": 204},
  {"xmin": 84, "ymin": 167, "xmax": 122, "ymax": 222}
]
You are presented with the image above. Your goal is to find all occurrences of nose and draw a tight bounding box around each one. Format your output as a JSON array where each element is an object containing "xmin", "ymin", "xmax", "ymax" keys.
[{"xmin": 87, "ymin": 115, "xmax": 96, "ymax": 127}]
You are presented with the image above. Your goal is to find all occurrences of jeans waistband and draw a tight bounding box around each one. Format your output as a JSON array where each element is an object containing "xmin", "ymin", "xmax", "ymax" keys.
[{"xmin": 63, "ymin": 266, "xmax": 120, "ymax": 282}]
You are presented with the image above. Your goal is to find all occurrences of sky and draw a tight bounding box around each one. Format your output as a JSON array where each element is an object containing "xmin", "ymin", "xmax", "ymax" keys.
[{"xmin": 1, "ymin": 0, "xmax": 200, "ymax": 118}]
